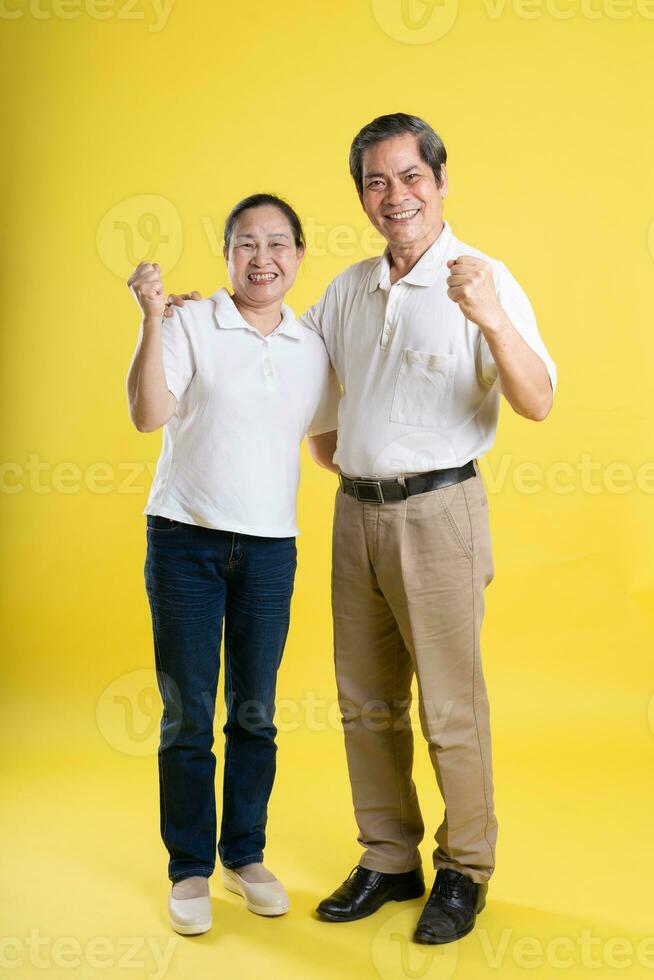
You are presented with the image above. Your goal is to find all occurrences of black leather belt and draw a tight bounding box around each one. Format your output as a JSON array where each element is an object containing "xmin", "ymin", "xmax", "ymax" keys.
[{"xmin": 338, "ymin": 460, "xmax": 476, "ymax": 503}]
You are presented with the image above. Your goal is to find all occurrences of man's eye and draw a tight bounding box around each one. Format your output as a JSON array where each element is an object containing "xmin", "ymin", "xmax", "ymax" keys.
[
  {"xmin": 368, "ymin": 180, "xmax": 383, "ymax": 188},
  {"xmin": 406, "ymin": 173, "xmax": 419, "ymax": 181}
]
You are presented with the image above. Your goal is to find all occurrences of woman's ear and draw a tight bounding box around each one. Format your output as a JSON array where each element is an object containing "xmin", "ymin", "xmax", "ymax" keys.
[{"xmin": 223, "ymin": 244, "xmax": 229, "ymax": 262}]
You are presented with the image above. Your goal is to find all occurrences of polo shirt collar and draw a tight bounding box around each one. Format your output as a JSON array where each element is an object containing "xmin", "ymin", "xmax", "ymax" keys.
[
  {"xmin": 210, "ymin": 287, "xmax": 302, "ymax": 339},
  {"xmin": 368, "ymin": 220, "xmax": 453, "ymax": 293}
]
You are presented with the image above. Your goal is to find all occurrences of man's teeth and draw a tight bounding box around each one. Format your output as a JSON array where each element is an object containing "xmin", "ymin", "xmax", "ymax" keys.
[
  {"xmin": 387, "ymin": 209, "xmax": 419, "ymax": 220},
  {"xmin": 248, "ymin": 273, "xmax": 277, "ymax": 281}
]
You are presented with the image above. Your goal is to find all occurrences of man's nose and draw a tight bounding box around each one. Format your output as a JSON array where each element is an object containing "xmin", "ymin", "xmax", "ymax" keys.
[{"xmin": 384, "ymin": 179, "xmax": 409, "ymax": 207}]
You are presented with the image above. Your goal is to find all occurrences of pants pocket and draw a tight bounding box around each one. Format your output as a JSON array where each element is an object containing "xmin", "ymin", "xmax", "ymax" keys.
[
  {"xmin": 146, "ymin": 514, "xmax": 182, "ymax": 532},
  {"xmin": 435, "ymin": 483, "xmax": 473, "ymax": 560}
]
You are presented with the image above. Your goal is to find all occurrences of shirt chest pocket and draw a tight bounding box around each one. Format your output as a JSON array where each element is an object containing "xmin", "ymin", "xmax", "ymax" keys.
[{"xmin": 389, "ymin": 348, "xmax": 455, "ymax": 429}]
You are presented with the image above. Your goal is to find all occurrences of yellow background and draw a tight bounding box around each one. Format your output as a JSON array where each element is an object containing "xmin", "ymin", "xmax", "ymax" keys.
[{"xmin": 2, "ymin": 1, "xmax": 653, "ymax": 977}]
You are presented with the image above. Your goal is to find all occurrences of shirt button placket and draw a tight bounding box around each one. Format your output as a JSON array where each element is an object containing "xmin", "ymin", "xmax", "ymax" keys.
[
  {"xmin": 263, "ymin": 340, "xmax": 275, "ymax": 386},
  {"xmin": 381, "ymin": 285, "xmax": 397, "ymax": 349}
]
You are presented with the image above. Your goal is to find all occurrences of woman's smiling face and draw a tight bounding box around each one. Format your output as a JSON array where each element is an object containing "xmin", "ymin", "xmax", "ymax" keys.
[{"xmin": 225, "ymin": 204, "xmax": 304, "ymax": 308}]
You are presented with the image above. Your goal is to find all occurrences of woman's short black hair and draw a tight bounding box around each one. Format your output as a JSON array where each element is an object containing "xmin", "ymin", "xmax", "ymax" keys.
[
  {"xmin": 349, "ymin": 112, "xmax": 447, "ymax": 196},
  {"xmin": 223, "ymin": 193, "xmax": 305, "ymax": 250}
]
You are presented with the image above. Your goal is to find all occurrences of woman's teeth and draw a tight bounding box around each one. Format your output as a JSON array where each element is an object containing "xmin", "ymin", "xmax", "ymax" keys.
[
  {"xmin": 387, "ymin": 209, "xmax": 419, "ymax": 220},
  {"xmin": 248, "ymin": 273, "xmax": 277, "ymax": 282}
]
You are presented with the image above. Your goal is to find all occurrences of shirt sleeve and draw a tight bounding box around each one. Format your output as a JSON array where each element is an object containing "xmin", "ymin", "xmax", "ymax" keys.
[
  {"xmin": 160, "ymin": 307, "xmax": 196, "ymax": 400},
  {"xmin": 298, "ymin": 277, "xmax": 340, "ymax": 349},
  {"xmin": 298, "ymin": 289, "xmax": 327, "ymax": 339},
  {"xmin": 479, "ymin": 262, "xmax": 558, "ymax": 395},
  {"xmin": 306, "ymin": 365, "xmax": 341, "ymax": 437}
]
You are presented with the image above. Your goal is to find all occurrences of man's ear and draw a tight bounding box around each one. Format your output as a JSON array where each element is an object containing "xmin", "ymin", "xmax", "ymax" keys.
[{"xmin": 438, "ymin": 164, "xmax": 449, "ymax": 198}]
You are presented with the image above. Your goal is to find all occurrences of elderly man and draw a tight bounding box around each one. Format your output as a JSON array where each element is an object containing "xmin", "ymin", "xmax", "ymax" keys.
[{"xmin": 166, "ymin": 112, "xmax": 557, "ymax": 945}]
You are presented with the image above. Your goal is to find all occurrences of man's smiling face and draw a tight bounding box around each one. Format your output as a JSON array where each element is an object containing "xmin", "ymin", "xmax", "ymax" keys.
[{"xmin": 359, "ymin": 132, "xmax": 447, "ymax": 251}]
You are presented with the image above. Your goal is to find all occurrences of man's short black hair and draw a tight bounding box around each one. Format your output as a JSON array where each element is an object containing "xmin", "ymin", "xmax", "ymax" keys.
[{"xmin": 349, "ymin": 113, "xmax": 447, "ymax": 196}]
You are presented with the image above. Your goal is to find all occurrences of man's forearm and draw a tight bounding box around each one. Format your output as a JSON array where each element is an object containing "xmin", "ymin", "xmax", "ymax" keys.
[{"xmin": 481, "ymin": 310, "xmax": 553, "ymax": 421}]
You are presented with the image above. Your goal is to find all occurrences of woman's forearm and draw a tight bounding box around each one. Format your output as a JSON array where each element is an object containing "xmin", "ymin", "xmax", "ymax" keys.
[
  {"xmin": 307, "ymin": 430, "xmax": 340, "ymax": 473},
  {"xmin": 126, "ymin": 316, "xmax": 177, "ymax": 432}
]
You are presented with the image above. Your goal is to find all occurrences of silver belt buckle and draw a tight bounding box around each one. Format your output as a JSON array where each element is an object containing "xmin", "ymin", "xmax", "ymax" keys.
[{"xmin": 353, "ymin": 479, "xmax": 384, "ymax": 503}]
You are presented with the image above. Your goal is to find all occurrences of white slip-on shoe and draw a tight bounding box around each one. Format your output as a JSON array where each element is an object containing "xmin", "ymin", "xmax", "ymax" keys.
[
  {"xmin": 221, "ymin": 866, "xmax": 290, "ymax": 916},
  {"xmin": 168, "ymin": 887, "xmax": 213, "ymax": 935}
]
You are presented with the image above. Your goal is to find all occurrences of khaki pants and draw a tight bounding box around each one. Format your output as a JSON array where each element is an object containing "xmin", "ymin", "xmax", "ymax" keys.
[{"xmin": 331, "ymin": 459, "xmax": 497, "ymax": 884}]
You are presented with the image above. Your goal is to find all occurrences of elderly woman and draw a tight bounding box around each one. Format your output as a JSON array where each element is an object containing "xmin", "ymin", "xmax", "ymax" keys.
[{"xmin": 126, "ymin": 194, "xmax": 339, "ymax": 935}]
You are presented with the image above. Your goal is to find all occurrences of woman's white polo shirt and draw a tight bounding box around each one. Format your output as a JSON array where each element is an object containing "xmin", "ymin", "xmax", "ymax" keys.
[{"xmin": 143, "ymin": 287, "xmax": 340, "ymax": 537}]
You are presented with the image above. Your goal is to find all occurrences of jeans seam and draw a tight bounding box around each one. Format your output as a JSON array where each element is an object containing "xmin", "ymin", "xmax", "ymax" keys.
[
  {"xmin": 171, "ymin": 866, "xmax": 214, "ymax": 883},
  {"xmin": 221, "ymin": 852, "xmax": 264, "ymax": 870},
  {"xmin": 149, "ymin": 595, "xmax": 169, "ymax": 848},
  {"xmin": 220, "ymin": 640, "xmax": 234, "ymax": 863}
]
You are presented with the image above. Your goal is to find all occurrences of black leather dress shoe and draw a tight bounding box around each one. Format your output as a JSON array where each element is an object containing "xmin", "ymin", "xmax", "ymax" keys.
[
  {"xmin": 316, "ymin": 865, "xmax": 425, "ymax": 922},
  {"xmin": 413, "ymin": 868, "xmax": 487, "ymax": 944}
]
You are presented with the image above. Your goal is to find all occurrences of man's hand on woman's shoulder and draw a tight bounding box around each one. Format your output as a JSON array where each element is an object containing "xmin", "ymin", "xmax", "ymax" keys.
[{"xmin": 164, "ymin": 291, "xmax": 203, "ymax": 318}]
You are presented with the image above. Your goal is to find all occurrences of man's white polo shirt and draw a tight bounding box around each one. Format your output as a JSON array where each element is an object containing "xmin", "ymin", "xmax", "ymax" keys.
[
  {"xmin": 299, "ymin": 220, "xmax": 557, "ymax": 478},
  {"xmin": 144, "ymin": 287, "xmax": 340, "ymax": 536}
]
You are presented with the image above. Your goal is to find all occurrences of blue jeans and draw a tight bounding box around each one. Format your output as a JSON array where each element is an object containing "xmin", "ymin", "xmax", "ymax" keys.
[{"xmin": 144, "ymin": 515, "xmax": 297, "ymax": 883}]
